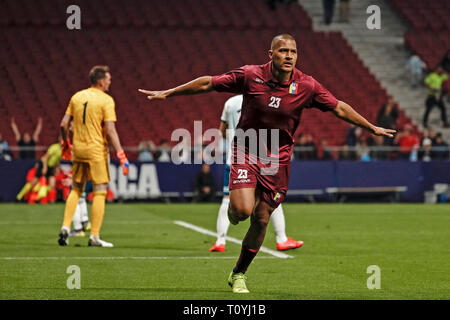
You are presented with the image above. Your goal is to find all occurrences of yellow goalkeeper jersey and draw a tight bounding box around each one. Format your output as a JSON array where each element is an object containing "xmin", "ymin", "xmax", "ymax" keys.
[{"xmin": 65, "ymin": 87, "xmax": 117, "ymax": 162}]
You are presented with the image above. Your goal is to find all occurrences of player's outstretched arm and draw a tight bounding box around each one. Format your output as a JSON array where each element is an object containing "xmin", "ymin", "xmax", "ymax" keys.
[
  {"xmin": 138, "ymin": 76, "xmax": 213, "ymax": 101},
  {"xmin": 333, "ymin": 101, "xmax": 396, "ymax": 138}
]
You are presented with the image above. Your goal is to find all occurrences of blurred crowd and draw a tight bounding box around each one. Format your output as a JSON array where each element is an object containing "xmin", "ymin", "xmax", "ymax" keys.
[
  {"xmin": 2, "ymin": 48, "xmax": 450, "ymax": 164},
  {"xmin": 293, "ymin": 95, "xmax": 449, "ymax": 162}
]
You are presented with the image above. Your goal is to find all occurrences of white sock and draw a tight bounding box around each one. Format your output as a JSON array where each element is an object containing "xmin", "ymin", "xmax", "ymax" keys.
[
  {"xmin": 271, "ymin": 204, "xmax": 288, "ymax": 244},
  {"xmin": 216, "ymin": 197, "xmax": 230, "ymax": 245},
  {"xmin": 90, "ymin": 234, "xmax": 99, "ymax": 241},
  {"xmin": 79, "ymin": 195, "xmax": 89, "ymax": 223},
  {"xmin": 61, "ymin": 225, "xmax": 70, "ymax": 233},
  {"xmin": 72, "ymin": 204, "xmax": 82, "ymax": 231}
]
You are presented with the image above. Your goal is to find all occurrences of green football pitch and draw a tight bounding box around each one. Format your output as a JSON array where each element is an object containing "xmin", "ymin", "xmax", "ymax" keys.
[{"xmin": 0, "ymin": 203, "xmax": 449, "ymax": 300}]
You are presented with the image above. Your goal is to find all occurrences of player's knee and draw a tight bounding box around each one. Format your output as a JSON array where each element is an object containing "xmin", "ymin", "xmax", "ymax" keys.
[
  {"xmin": 72, "ymin": 182, "xmax": 84, "ymax": 195},
  {"xmin": 93, "ymin": 183, "xmax": 108, "ymax": 192},
  {"xmin": 229, "ymin": 203, "xmax": 253, "ymax": 221}
]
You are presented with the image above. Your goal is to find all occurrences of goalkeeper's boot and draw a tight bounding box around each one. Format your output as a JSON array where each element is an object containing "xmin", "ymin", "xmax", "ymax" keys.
[
  {"xmin": 88, "ymin": 236, "xmax": 113, "ymax": 247},
  {"xmin": 58, "ymin": 229, "xmax": 69, "ymax": 246},
  {"xmin": 227, "ymin": 271, "xmax": 249, "ymax": 293},
  {"xmin": 276, "ymin": 238, "xmax": 304, "ymax": 251},
  {"xmin": 209, "ymin": 243, "xmax": 225, "ymax": 252},
  {"xmin": 82, "ymin": 221, "xmax": 91, "ymax": 232},
  {"xmin": 70, "ymin": 229, "xmax": 86, "ymax": 238}
]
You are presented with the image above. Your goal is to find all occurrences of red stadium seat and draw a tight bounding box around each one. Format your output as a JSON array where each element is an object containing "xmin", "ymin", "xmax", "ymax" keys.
[{"xmin": 0, "ymin": 0, "xmax": 419, "ymax": 156}]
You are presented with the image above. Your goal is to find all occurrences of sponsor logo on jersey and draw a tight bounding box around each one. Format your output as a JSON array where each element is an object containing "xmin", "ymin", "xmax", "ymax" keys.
[
  {"xmin": 233, "ymin": 179, "xmax": 251, "ymax": 184},
  {"xmin": 255, "ymin": 77, "xmax": 264, "ymax": 84}
]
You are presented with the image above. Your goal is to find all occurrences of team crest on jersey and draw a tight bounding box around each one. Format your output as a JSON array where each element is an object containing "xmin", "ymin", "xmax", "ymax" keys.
[
  {"xmin": 289, "ymin": 82, "xmax": 298, "ymax": 94},
  {"xmin": 273, "ymin": 192, "xmax": 281, "ymax": 203}
]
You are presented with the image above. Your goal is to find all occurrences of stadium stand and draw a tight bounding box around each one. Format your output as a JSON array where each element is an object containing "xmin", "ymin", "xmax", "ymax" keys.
[
  {"xmin": 390, "ymin": 0, "xmax": 450, "ymax": 70},
  {"xmin": 0, "ymin": 0, "xmax": 418, "ymax": 159}
]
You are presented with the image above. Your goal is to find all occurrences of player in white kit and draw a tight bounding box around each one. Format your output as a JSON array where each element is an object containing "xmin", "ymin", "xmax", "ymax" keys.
[{"xmin": 209, "ymin": 95, "xmax": 304, "ymax": 252}]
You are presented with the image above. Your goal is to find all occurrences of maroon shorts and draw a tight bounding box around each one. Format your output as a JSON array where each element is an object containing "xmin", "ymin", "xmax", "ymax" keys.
[{"xmin": 229, "ymin": 154, "xmax": 291, "ymax": 208}]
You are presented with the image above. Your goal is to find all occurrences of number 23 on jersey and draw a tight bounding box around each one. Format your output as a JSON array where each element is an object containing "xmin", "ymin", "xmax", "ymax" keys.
[{"xmin": 268, "ymin": 96, "xmax": 281, "ymax": 108}]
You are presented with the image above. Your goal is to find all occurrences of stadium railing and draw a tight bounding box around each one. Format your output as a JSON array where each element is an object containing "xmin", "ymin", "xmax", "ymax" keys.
[{"xmin": 4, "ymin": 145, "xmax": 449, "ymax": 161}]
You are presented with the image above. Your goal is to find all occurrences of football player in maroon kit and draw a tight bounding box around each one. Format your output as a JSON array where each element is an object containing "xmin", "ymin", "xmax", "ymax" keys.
[{"xmin": 139, "ymin": 34, "xmax": 396, "ymax": 293}]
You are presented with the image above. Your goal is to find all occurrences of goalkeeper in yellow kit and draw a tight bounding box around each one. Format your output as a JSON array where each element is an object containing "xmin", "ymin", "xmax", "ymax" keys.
[{"xmin": 58, "ymin": 66, "xmax": 129, "ymax": 247}]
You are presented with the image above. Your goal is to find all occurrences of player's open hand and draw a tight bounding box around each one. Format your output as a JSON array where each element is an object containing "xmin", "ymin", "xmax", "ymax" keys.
[
  {"xmin": 138, "ymin": 89, "xmax": 170, "ymax": 101},
  {"xmin": 372, "ymin": 126, "xmax": 396, "ymax": 138}
]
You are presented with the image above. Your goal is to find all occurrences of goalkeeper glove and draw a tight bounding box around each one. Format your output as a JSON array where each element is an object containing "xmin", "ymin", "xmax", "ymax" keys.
[
  {"xmin": 61, "ymin": 139, "xmax": 72, "ymax": 161},
  {"xmin": 116, "ymin": 149, "xmax": 129, "ymax": 176}
]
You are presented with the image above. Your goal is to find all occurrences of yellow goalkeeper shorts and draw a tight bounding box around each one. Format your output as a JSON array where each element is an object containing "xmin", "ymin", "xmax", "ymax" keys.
[{"xmin": 72, "ymin": 158, "xmax": 110, "ymax": 185}]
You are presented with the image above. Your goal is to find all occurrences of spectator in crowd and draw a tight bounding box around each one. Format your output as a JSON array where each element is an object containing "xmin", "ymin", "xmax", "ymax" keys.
[
  {"xmin": 16, "ymin": 137, "xmax": 62, "ymax": 203},
  {"xmin": 345, "ymin": 124, "xmax": 361, "ymax": 147},
  {"xmin": 394, "ymin": 124, "xmax": 420, "ymax": 160},
  {"xmin": 267, "ymin": 0, "xmax": 296, "ymax": 10},
  {"xmin": 293, "ymin": 134, "xmax": 304, "ymax": 160},
  {"xmin": 356, "ymin": 137, "xmax": 371, "ymax": 161},
  {"xmin": 11, "ymin": 117, "xmax": 43, "ymax": 159},
  {"xmin": 370, "ymin": 135, "xmax": 389, "ymax": 160},
  {"xmin": 318, "ymin": 138, "xmax": 333, "ymax": 160},
  {"xmin": 0, "ymin": 132, "xmax": 12, "ymax": 161},
  {"xmin": 293, "ymin": 134, "xmax": 317, "ymax": 160},
  {"xmin": 422, "ymin": 127, "xmax": 437, "ymax": 145},
  {"xmin": 423, "ymin": 67, "xmax": 449, "ymax": 128},
  {"xmin": 376, "ymin": 96, "xmax": 399, "ymax": 131},
  {"xmin": 322, "ymin": 0, "xmax": 336, "ymax": 25},
  {"xmin": 338, "ymin": 143, "xmax": 356, "ymax": 160},
  {"xmin": 339, "ymin": 0, "xmax": 351, "ymax": 23},
  {"xmin": 440, "ymin": 50, "xmax": 450, "ymax": 74},
  {"xmin": 138, "ymin": 140, "xmax": 155, "ymax": 161},
  {"xmin": 154, "ymin": 139, "xmax": 172, "ymax": 162},
  {"xmin": 194, "ymin": 164, "xmax": 216, "ymax": 202},
  {"xmin": 406, "ymin": 54, "xmax": 426, "ymax": 88},
  {"xmin": 419, "ymin": 138, "xmax": 433, "ymax": 162},
  {"xmin": 431, "ymin": 132, "xmax": 450, "ymax": 160}
]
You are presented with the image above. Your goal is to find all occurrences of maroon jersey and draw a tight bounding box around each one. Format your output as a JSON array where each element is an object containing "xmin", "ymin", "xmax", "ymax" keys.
[{"xmin": 212, "ymin": 61, "xmax": 338, "ymax": 163}]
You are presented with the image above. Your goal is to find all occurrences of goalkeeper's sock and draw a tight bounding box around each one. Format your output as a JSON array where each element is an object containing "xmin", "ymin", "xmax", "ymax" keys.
[
  {"xmin": 72, "ymin": 202, "xmax": 83, "ymax": 231},
  {"xmin": 271, "ymin": 204, "xmax": 288, "ymax": 244},
  {"xmin": 215, "ymin": 198, "xmax": 230, "ymax": 246},
  {"xmin": 90, "ymin": 191, "xmax": 107, "ymax": 236},
  {"xmin": 79, "ymin": 195, "xmax": 89, "ymax": 223},
  {"xmin": 17, "ymin": 183, "xmax": 32, "ymax": 200},
  {"xmin": 62, "ymin": 188, "xmax": 82, "ymax": 228}
]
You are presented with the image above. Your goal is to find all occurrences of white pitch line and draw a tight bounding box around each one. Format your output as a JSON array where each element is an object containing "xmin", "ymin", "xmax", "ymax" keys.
[
  {"xmin": 0, "ymin": 221, "xmax": 172, "ymax": 225},
  {"xmin": 0, "ymin": 256, "xmax": 278, "ymax": 261},
  {"xmin": 173, "ymin": 220, "xmax": 293, "ymax": 259}
]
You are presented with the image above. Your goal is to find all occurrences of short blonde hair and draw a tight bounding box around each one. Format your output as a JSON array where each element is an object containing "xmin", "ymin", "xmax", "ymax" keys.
[{"xmin": 89, "ymin": 65, "xmax": 110, "ymax": 84}]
